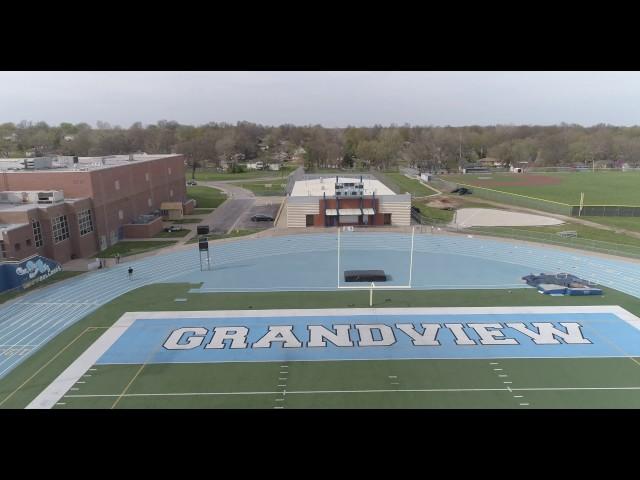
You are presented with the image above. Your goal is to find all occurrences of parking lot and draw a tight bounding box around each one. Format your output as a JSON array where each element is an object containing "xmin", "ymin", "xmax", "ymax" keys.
[{"xmin": 235, "ymin": 202, "xmax": 281, "ymax": 230}]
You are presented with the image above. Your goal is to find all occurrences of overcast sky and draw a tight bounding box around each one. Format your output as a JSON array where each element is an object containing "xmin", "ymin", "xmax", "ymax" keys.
[{"xmin": 0, "ymin": 71, "xmax": 639, "ymax": 128}]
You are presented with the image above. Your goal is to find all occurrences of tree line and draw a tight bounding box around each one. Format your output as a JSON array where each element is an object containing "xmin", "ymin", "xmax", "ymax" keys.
[{"xmin": 2, "ymin": 120, "xmax": 640, "ymax": 173}]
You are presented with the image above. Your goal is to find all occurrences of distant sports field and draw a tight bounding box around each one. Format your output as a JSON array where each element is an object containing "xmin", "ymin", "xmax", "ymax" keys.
[
  {"xmin": 443, "ymin": 171, "xmax": 640, "ymax": 206},
  {"xmin": 5, "ymin": 284, "xmax": 640, "ymax": 409}
]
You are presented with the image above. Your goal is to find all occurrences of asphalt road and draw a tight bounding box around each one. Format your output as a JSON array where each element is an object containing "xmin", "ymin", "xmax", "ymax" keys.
[
  {"xmin": 236, "ymin": 203, "xmax": 281, "ymax": 230},
  {"xmin": 208, "ymin": 198, "xmax": 253, "ymax": 233}
]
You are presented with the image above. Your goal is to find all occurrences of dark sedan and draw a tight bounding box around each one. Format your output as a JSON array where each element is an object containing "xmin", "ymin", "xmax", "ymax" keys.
[{"xmin": 251, "ymin": 214, "xmax": 274, "ymax": 222}]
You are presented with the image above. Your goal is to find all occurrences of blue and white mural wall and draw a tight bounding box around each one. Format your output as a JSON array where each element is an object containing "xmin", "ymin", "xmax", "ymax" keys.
[{"xmin": 0, "ymin": 256, "xmax": 62, "ymax": 293}]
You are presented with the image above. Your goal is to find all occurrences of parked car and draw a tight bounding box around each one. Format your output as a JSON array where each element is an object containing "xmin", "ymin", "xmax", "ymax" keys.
[
  {"xmin": 164, "ymin": 225, "xmax": 183, "ymax": 232},
  {"xmin": 251, "ymin": 214, "xmax": 274, "ymax": 222}
]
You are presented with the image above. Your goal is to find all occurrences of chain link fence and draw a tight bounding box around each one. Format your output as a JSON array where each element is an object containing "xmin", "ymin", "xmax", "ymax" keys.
[{"xmin": 573, "ymin": 205, "xmax": 640, "ymax": 217}]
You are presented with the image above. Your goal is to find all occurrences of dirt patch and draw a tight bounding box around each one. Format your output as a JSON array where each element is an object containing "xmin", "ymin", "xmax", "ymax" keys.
[
  {"xmin": 455, "ymin": 208, "xmax": 565, "ymax": 227},
  {"xmin": 470, "ymin": 175, "xmax": 563, "ymax": 188},
  {"xmin": 426, "ymin": 197, "xmax": 462, "ymax": 209}
]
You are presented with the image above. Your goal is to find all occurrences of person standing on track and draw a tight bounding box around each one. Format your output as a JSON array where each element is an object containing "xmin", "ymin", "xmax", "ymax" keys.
[{"xmin": 128, "ymin": 266, "xmax": 133, "ymax": 280}]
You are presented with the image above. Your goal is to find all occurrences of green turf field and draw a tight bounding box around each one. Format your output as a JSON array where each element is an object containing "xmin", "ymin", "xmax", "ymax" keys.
[
  {"xmin": 57, "ymin": 358, "xmax": 640, "ymax": 409},
  {"xmin": 444, "ymin": 171, "xmax": 640, "ymax": 206},
  {"xmin": 3, "ymin": 284, "xmax": 640, "ymax": 409}
]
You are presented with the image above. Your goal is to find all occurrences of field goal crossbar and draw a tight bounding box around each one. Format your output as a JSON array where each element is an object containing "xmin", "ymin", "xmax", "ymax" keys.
[{"xmin": 336, "ymin": 227, "xmax": 415, "ymax": 298}]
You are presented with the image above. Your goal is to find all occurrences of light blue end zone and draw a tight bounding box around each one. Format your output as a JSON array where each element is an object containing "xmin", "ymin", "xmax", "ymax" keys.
[{"xmin": 95, "ymin": 311, "xmax": 640, "ymax": 365}]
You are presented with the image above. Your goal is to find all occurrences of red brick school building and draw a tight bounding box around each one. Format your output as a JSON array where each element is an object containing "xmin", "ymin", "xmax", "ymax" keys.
[{"xmin": 0, "ymin": 154, "xmax": 190, "ymax": 263}]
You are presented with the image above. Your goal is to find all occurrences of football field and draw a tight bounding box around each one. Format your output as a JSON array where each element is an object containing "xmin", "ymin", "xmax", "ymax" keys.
[
  {"xmin": 3, "ymin": 284, "xmax": 640, "ymax": 409},
  {"xmin": 3, "ymin": 231, "xmax": 640, "ymax": 409}
]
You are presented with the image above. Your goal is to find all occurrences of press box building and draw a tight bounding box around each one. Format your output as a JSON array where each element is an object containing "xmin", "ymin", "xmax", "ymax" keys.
[{"xmin": 286, "ymin": 176, "xmax": 411, "ymax": 227}]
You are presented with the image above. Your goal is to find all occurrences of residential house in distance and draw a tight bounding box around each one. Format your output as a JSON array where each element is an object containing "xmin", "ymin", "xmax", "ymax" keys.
[
  {"xmin": 246, "ymin": 161, "xmax": 264, "ymax": 170},
  {"xmin": 510, "ymin": 161, "xmax": 529, "ymax": 173}
]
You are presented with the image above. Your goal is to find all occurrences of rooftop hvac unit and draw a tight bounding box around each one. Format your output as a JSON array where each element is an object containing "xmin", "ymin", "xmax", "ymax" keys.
[{"xmin": 37, "ymin": 192, "xmax": 55, "ymax": 204}]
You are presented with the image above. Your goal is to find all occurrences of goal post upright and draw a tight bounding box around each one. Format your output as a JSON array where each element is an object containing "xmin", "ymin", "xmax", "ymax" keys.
[
  {"xmin": 409, "ymin": 226, "xmax": 415, "ymax": 287},
  {"xmin": 370, "ymin": 281, "xmax": 374, "ymax": 307},
  {"xmin": 337, "ymin": 227, "xmax": 341, "ymax": 287}
]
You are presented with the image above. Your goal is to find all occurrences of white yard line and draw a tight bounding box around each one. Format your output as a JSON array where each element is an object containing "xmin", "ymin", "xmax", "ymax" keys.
[
  {"xmin": 25, "ymin": 314, "xmax": 136, "ymax": 409},
  {"xmin": 62, "ymin": 385, "xmax": 640, "ymax": 399},
  {"xmin": 77, "ymin": 305, "xmax": 640, "ymax": 320}
]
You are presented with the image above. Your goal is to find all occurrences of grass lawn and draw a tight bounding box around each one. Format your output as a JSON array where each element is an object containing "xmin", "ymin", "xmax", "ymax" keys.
[
  {"xmin": 187, "ymin": 186, "xmax": 227, "ymax": 208},
  {"xmin": 185, "ymin": 229, "xmax": 260, "ymax": 243},
  {"xmin": 0, "ymin": 271, "xmax": 84, "ymax": 305},
  {"xmin": 237, "ymin": 182, "xmax": 286, "ymax": 196},
  {"xmin": 193, "ymin": 166, "xmax": 295, "ymax": 182},
  {"xmin": 379, "ymin": 172, "xmax": 439, "ymax": 197},
  {"xmin": 155, "ymin": 229, "xmax": 191, "ymax": 238},
  {"xmin": 3, "ymin": 284, "xmax": 640, "ymax": 409},
  {"xmin": 411, "ymin": 201, "xmax": 455, "ymax": 223},
  {"xmin": 94, "ymin": 241, "xmax": 177, "ymax": 258},
  {"xmin": 171, "ymin": 217, "xmax": 203, "ymax": 224},
  {"xmin": 470, "ymin": 222, "xmax": 640, "ymax": 258},
  {"xmin": 443, "ymin": 171, "xmax": 640, "ymax": 206},
  {"xmin": 581, "ymin": 216, "xmax": 640, "ymax": 234}
]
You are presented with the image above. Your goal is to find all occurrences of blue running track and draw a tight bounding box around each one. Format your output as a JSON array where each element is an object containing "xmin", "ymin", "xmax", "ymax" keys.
[{"xmin": 1, "ymin": 232, "xmax": 640, "ymax": 380}]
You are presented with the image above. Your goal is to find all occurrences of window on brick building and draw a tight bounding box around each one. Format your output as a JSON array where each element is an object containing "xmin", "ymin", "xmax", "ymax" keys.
[
  {"xmin": 0, "ymin": 241, "xmax": 5, "ymax": 259},
  {"xmin": 26, "ymin": 239, "xmax": 32, "ymax": 247},
  {"xmin": 14, "ymin": 242, "xmax": 20, "ymax": 251},
  {"xmin": 115, "ymin": 180, "xmax": 120, "ymax": 190},
  {"xmin": 145, "ymin": 172, "xmax": 150, "ymax": 181},
  {"xmin": 78, "ymin": 209, "xmax": 94, "ymax": 236},
  {"xmin": 31, "ymin": 218, "xmax": 43, "ymax": 247},
  {"xmin": 52, "ymin": 215, "xmax": 70, "ymax": 243}
]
